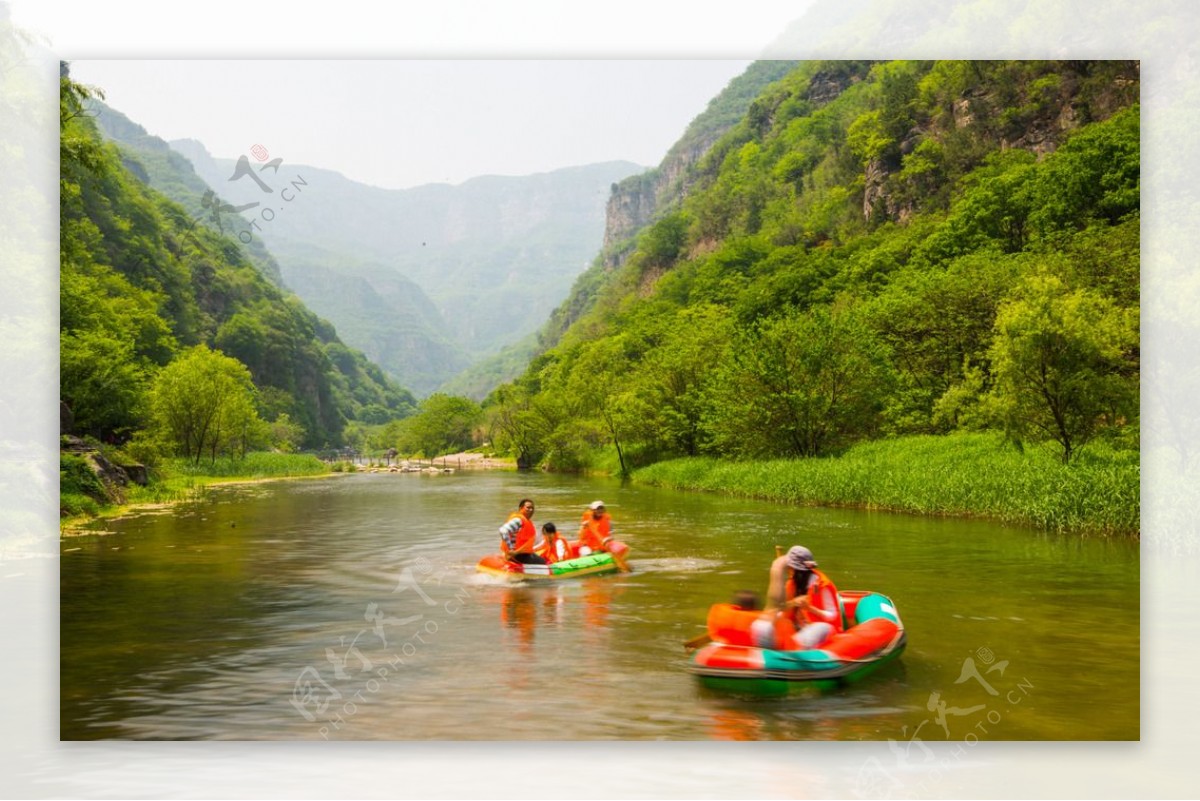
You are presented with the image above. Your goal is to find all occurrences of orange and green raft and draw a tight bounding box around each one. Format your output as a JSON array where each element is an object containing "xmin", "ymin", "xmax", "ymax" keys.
[
  {"xmin": 476, "ymin": 540, "xmax": 631, "ymax": 582},
  {"xmin": 691, "ymin": 590, "xmax": 906, "ymax": 693}
]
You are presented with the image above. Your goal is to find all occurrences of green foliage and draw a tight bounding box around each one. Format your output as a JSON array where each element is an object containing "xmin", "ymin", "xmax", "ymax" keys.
[
  {"xmin": 395, "ymin": 394, "xmax": 482, "ymax": 457},
  {"xmin": 60, "ymin": 329, "xmax": 151, "ymax": 438},
  {"xmin": 161, "ymin": 451, "xmax": 327, "ymax": 479},
  {"xmin": 633, "ymin": 432, "xmax": 1138, "ymax": 537},
  {"xmin": 60, "ymin": 453, "xmax": 107, "ymax": 502},
  {"xmin": 60, "ymin": 72, "xmax": 415, "ymax": 453},
  {"xmin": 709, "ymin": 303, "xmax": 895, "ymax": 457},
  {"xmin": 485, "ymin": 58, "xmax": 1139, "ymax": 500},
  {"xmin": 987, "ymin": 272, "xmax": 1138, "ymax": 462},
  {"xmin": 148, "ymin": 345, "xmax": 266, "ymax": 463},
  {"xmin": 486, "ymin": 383, "xmax": 553, "ymax": 468},
  {"xmin": 638, "ymin": 211, "xmax": 690, "ymax": 269},
  {"xmin": 635, "ymin": 304, "xmax": 733, "ymax": 457},
  {"xmin": 268, "ymin": 413, "xmax": 307, "ymax": 453},
  {"xmin": 59, "ymin": 452, "xmax": 109, "ymax": 518}
]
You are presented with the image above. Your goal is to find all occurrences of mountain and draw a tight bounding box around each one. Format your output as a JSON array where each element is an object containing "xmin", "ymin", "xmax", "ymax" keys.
[
  {"xmin": 90, "ymin": 104, "xmax": 466, "ymax": 397},
  {"xmin": 486, "ymin": 60, "xmax": 1140, "ymax": 471},
  {"xmin": 89, "ymin": 103, "xmax": 287, "ymax": 287},
  {"xmin": 168, "ymin": 138, "xmax": 643, "ymax": 393},
  {"xmin": 62, "ymin": 75, "xmax": 416, "ymax": 449},
  {"xmin": 452, "ymin": 61, "xmax": 799, "ymax": 396},
  {"xmin": 538, "ymin": 59, "xmax": 800, "ymax": 350}
]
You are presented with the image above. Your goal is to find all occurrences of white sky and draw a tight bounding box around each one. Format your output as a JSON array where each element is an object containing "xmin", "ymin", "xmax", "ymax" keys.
[
  {"xmin": 65, "ymin": 59, "xmax": 757, "ymax": 189},
  {"xmin": 16, "ymin": 0, "xmax": 814, "ymax": 190}
]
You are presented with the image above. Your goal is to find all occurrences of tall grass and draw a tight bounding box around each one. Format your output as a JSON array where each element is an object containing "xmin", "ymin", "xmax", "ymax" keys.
[
  {"xmin": 165, "ymin": 452, "xmax": 329, "ymax": 479},
  {"xmin": 123, "ymin": 453, "xmax": 329, "ymax": 507},
  {"xmin": 632, "ymin": 432, "xmax": 1139, "ymax": 537}
]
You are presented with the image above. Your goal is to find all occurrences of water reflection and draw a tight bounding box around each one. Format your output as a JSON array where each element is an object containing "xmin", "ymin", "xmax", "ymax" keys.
[
  {"xmin": 498, "ymin": 582, "xmax": 622, "ymax": 648},
  {"xmin": 60, "ymin": 472, "xmax": 1139, "ymax": 740},
  {"xmin": 499, "ymin": 587, "xmax": 541, "ymax": 653}
]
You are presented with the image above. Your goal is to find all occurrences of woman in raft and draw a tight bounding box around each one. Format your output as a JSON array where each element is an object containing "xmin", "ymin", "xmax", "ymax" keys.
[{"xmin": 750, "ymin": 545, "xmax": 840, "ymax": 650}]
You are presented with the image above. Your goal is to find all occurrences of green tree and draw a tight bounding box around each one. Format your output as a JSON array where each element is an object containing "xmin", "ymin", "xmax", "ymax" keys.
[
  {"xmin": 638, "ymin": 305, "xmax": 733, "ymax": 456},
  {"xmin": 60, "ymin": 330, "xmax": 149, "ymax": 438},
  {"xmin": 564, "ymin": 336, "xmax": 643, "ymax": 476},
  {"xmin": 149, "ymin": 345, "xmax": 265, "ymax": 463},
  {"xmin": 868, "ymin": 252, "xmax": 1019, "ymax": 433},
  {"xmin": 712, "ymin": 304, "xmax": 895, "ymax": 457},
  {"xmin": 987, "ymin": 273, "xmax": 1138, "ymax": 463},
  {"xmin": 269, "ymin": 412, "xmax": 306, "ymax": 453},
  {"xmin": 487, "ymin": 383, "xmax": 553, "ymax": 468},
  {"xmin": 395, "ymin": 394, "xmax": 481, "ymax": 457}
]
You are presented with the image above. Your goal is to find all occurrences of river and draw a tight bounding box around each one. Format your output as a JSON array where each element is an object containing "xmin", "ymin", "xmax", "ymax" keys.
[{"xmin": 60, "ymin": 471, "xmax": 1138, "ymax": 741}]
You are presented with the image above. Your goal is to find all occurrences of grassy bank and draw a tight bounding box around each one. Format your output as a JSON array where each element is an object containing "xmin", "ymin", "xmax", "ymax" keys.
[
  {"xmin": 128, "ymin": 452, "xmax": 330, "ymax": 504},
  {"xmin": 63, "ymin": 452, "xmax": 331, "ymax": 524},
  {"xmin": 631, "ymin": 432, "xmax": 1139, "ymax": 537}
]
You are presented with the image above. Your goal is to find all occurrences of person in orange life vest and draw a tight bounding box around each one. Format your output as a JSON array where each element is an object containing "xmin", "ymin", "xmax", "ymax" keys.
[
  {"xmin": 498, "ymin": 498, "xmax": 547, "ymax": 565},
  {"xmin": 537, "ymin": 522, "xmax": 572, "ymax": 563},
  {"xmin": 752, "ymin": 545, "xmax": 838, "ymax": 649},
  {"xmin": 577, "ymin": 500, "xmax": 614, "ymax": 555}
]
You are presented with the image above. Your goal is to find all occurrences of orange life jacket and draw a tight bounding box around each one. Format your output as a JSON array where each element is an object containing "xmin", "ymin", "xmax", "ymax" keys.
[
  {"xmin": 538, "ymin": 532, "xmax": 573, "ymax": 563},
  {"xmin": 578, "ymin": 511, "xmax": 612, "ymax": 552},
  {"xmin": 785, "ymin": 568, "xmax": 844, "ymax": 632},
  {"xmin": 500, "ymin": 512, "xmax": 536, "ymax": 554}
]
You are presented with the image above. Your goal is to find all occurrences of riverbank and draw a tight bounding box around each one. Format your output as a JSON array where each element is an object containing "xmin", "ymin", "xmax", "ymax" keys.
[
  {"xmin": 61, "ymin": 450, "xmax": 520, "ymax": 532},
  {"xmin": 351, "ymin": 452, "xmax": 517, "ymax": 471},
  {"xmin": 631, "ymin": 432, "xmax": 1139, "ymax": 537},
  {"xmin": 60, "ymin": 452, "xmax": 332, "ymax": 531}
]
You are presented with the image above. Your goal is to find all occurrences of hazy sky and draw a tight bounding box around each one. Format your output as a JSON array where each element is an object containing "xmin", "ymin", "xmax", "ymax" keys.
[
  {"xmin": 67, "ymin": 59, "xmax": 756, "ymax": 189},
  {"xmin": 21, "ymin": 1, "xmax": 812, "ymax": 189}
]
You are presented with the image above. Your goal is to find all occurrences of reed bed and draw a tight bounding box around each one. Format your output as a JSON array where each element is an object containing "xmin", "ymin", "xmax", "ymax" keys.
[
  {"xmin": 123, "ymin": 453, "xmax": 329, "ymax": 506},
  {"xmin": 632, "ymin": 433, "xmax": 1139, "ymax": 537}
]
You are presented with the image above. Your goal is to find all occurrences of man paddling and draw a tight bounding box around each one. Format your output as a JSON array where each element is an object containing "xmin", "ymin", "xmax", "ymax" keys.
[
  {"xmin": 577, "ymin": 500, "xmax": 630, "ymax": 571},
  {"xmin": 577, "ymin": 500, "xmax": 614, "ymax": 555}
]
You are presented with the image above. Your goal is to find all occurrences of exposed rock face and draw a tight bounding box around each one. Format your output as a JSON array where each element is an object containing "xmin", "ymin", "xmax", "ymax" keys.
[
  {"xmin": 863, "ymin": 62, "xmax": 1138, "ymax": 225},
  {"xmin": 603, "ymin": 175, "xmax": 657, "ymax": 253},
  {"xmin": 122, "ymin": 463, "xmax": 149, "ymax": 486},
  {"xmin": 61, "ymin": 436, "xmax": 149, "ymax": 513},
  {"xmin": 862, "ymin": 158, "xmax": 890, "ymax": 222},
  {"xmin": 603, "ymin": 65, "xmax": 859, "ymax": 255},
  {"xmin": 804, "ymin": 68, "xmax": 856, "ymax": 107}
]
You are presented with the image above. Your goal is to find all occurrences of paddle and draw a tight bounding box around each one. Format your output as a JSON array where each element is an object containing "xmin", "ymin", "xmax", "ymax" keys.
[{"xmin": 607, "ymin": 540, "xmax": 631, "ymax": 572}]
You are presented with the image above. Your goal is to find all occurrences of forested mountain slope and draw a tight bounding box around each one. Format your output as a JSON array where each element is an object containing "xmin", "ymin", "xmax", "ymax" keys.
[
  {"xmin": 457, "ymin": 60, "xmax": 800, "ymax": 398},
  {"xmin": 170, "ymin": 138, "xmax": 642, "ymax": 394},
  {"xmin": 91, "ymin": 103, "xmax": 467, "ymax": 398},
  {"xmin": 488, "ymin": 60, "xmax": 1140, "ymax": 472},
  {"xmin": 61, "ymin": 72, "xmax": 416, "ymax": 451}
]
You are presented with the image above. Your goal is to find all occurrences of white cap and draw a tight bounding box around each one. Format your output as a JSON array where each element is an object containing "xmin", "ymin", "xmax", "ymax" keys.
[{"xmin": 588, "ymin": 500, "xmax": 605, "ymax": 510}]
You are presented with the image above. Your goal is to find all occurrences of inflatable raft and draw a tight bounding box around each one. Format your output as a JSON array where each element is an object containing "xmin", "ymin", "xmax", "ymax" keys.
[
  {"xmin": 476, "ymin": 540, "xmax": 631, "ymax": 582},
  {"xmin": 691, "ymin": 590, "xmax": 906, "ymax": 693}
]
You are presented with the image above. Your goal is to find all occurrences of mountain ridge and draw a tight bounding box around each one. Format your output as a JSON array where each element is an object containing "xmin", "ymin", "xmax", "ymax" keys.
[
  {"xmin": 63, "ymin": 77, "xmax": 417, "ymax": 449},
  {"xmin": 167, "ymin": 137, "xmax": 643, "ymax": 394}
]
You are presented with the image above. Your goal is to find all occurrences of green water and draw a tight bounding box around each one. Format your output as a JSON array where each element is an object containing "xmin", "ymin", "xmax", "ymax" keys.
[{"xmin": 59, "ymin": 471, "xmax": 1138, "ymax": 740}]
